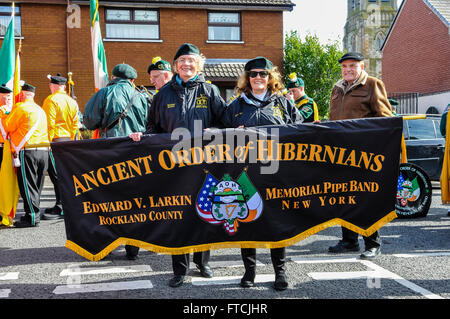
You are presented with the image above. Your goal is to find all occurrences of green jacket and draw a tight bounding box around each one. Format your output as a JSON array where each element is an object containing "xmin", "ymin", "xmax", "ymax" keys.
[
  {"xmin": 294, "ymin": 94, "xmax": 318, "ymax": 122},
  {"xmin": 83, "ymin": 78, "xmax": 149, "ymax": 138}
]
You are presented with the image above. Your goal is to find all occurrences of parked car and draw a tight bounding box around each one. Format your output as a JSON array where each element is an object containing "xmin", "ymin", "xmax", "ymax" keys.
[{"xmin": 402, "ymin": 114, "xmax": 445, "ymax": 181}]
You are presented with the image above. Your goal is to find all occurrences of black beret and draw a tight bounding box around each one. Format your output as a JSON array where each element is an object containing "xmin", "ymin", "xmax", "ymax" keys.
[
  {"xmin": 112, "ymin": 63, "xmax": 138, "ymax": 79},
  {"xmin": 174, "ymin": 43, "xmax": 200, "ymax": 61},
  {"xmin": 388, "ymin": 99, "xmax": 399, "ymax": 106},
  {"xmin": 48, "ymin": 73, "xmax": 67, "ymax": 85},
  {"xmin": 22, "ymin": 82, "xmax": 36, "ymax": 93},
  {"xmin": 0, "ymin": 84, "xmax": 12, "ymax": 93},
  {"xmin": 147, "ymin": 57, "xmax": 172, "ymax": 74},
  {"xmin": 244, "ymin": 57, "xmax": 274, "ymax": 71},
  {"xmin": 338, "ymin": 52, "xmax": 365, "ymax": 63}
]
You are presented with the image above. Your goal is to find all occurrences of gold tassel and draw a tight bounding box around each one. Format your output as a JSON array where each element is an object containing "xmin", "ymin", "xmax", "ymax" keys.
[{"xmin": 65, "ymin": 211, "xmax": 397, "ymax": 261}]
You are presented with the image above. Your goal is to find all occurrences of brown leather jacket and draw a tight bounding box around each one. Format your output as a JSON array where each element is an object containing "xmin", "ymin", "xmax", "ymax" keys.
[{"xmin": 329, "ymin": 70, "xmax": 393, "ymax": 120}]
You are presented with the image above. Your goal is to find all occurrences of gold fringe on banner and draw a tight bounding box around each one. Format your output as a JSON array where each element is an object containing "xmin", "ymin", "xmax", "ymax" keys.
[{"xmin": 65, "ymin": 211, "xmax": 397, "ymax": 262}]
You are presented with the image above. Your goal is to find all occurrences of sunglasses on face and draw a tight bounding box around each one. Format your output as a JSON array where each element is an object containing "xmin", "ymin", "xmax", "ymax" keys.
[{"xmin": 247, "ymin": 71, "xmax": 270, "ymax": 78}]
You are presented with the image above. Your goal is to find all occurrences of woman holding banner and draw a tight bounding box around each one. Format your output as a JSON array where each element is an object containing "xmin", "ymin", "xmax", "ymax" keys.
[
  {"xmin": 221, "ymin": 57, "xmax": 303, "ymax": 291},
  {"xmin": 129, "ymin": 43, "xmax": 228, "ymax": 288}
]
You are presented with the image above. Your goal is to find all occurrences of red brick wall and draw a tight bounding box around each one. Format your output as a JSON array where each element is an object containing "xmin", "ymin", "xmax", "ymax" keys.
[
  {"xmin": 1, "ymin": 4, "xmax": 284, "ymax": 111},
  {"xmin": 382, "ymin": 0, "xmax": 450, "ymax": 95}
]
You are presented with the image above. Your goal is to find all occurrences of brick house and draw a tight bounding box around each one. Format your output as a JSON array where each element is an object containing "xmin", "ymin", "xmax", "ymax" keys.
[
  {"xmin": 381, "ymin": 0, "xmax": 450, "ymax": 113},
  {"xmin": 0, "ymin": 0, "xmax": 294, "ymax": 111}
]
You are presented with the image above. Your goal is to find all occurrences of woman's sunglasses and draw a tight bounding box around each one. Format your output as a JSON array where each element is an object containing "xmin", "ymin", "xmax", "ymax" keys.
[{"xmin": 247, "ymin": 71, "xmax": 270, "ymax": 78}]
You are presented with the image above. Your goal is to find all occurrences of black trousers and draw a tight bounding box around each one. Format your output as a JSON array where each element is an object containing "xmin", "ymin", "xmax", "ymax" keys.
[
  {"xmin": 17, "ymin": 149, "xmax": 48, "ymax": 225},
  {"xmin": 172, "ymin": 251, "xmax": 210, "ymax": 276},
  {"xmin": 241, "ymin": 247, "xmax": 286, "ymax": 275},
  {"xmin": 341, "ymin": 227, "xmax": 381, "ymax": 250},
  {"xmin": 47, "ymin": 140, "xmax": 69, "ymax": 213}
]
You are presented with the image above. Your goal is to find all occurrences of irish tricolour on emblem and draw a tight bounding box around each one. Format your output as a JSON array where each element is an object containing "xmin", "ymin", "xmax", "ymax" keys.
[{"xmin": 196, "ymin": 170, "xmax": 263, "ymax": 235}]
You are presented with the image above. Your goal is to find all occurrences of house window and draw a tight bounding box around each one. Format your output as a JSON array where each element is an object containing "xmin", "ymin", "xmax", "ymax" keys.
[
  {"xmin": 208, "ymin": 12, "xmax": 241, "ymax": 41},
  {"xmin": 0, "ymin": 5, "xmax": 21, "ymax": 37},
  {"xmin": 105, "ymin": 8, "xmax": 159, "ymax": 40}
]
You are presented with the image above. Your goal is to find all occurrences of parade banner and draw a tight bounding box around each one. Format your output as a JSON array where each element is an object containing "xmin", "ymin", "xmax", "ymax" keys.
[{"xmin": 51, "ymin": 117, "xmax": 402, "ymax": 261}]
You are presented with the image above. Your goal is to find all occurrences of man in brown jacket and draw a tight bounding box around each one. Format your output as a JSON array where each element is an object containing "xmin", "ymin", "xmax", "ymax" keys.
[{"xmin": 328, "ymin": 52, "xmax": 393, "ymax": 259}]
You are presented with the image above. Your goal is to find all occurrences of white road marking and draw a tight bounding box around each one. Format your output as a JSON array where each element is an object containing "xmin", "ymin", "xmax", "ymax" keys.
[
  {"xmin": 309, "ymin": 271, "xmax": 385, "ymax": 280},
  {"xmin": 53, "ymin": 280, "xmax": 153, "ymax": 294},
  {"xmin": 192, "ymin": 274, "xmax": 274, "ymax": 286},
  {"xmin": 0, "ymin": 289, "xmax": 11, "ymax": 298},
  {"xmin": 360, "ymin": 260, "xmax": 444, "ymax": 300},
  {"xmin": 292, "ymin": 255, "xmax": 444, "ymax": 299},
  {"xmin": 392, "ymin": 252, "xmax": 450, "ymax": 258},
  {"xmin": 0, "ymin": 272, "xmax": 19, "ymax": 280},
  {"xmin": 291, "ymin": 256, "xmax": 359, "ymax": 264},
  {"xmin": 59, "ymin": 265, "xmax": 152, "ymax": 276}
]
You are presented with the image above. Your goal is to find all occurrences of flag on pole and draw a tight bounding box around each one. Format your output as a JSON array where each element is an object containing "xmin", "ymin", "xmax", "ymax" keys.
[
  {"xmin": 90, "ymin": 0, "xmax": 108, "ymax": 91},
  {"xmin": 0, "ymin": 2, "xmax": 19, "ymax": 227},
  {"xmin": 0, "ymin": 139, "xmax": 20, "ymax": 227},
  {"xmin": 0, "ymin": 3, "xmax": 16, "ymax": 95}
]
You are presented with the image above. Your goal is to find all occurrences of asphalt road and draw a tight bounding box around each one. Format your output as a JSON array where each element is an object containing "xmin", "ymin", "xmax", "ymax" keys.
[{"xmin": 1, "ymin": 176, "xmax": 449, "ymax": 309}]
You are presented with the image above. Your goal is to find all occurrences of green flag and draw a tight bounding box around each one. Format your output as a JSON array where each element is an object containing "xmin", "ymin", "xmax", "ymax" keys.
[
  {"xmin": 0, "ymin": 4, "xmax": 15, "ymax": 91},
  {"xmin": 90, "ymin": 0, "xmax": 109, "ymax": 91}
]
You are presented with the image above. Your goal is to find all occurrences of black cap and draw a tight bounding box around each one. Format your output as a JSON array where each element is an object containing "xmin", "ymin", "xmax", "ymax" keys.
[
  {"xmin": 147, "ymin": 57, "xmax": 172, "ymax": 74},
  {"xmin": 48, "ymin": 73, "xmax": 67, "ymax": 85},
  {"xmin": 244, "ymin": 57, "xmax": 274, "ymax": 71},
  {"xmin": 22, "ymin": 82, "xmax": 36, "ymax": 93},
  {"xmin": 338, "ymin": 52, "xmax": 365, "ymax": 63},
  {"xmin": 112, "ymin": 63, "xmax": 138, "ymax": 79},
  {"xmin": 0, "ymin": 84, "xmax": 12, "ymax": 93},
  {"xmin": 173, "ymin": 43, "xmax": 200, "ymax": 61},
  {"xmin": 388, "ymin": 99, "xmax": 399, "ymax": 106}
]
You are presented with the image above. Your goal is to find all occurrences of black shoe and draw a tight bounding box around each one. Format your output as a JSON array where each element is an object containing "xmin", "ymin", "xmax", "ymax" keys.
[
  {"xmin": 41, "ymin": 207, "xmax": 63, "ymax": 220},
  {"xmin": 328, "ymin": 240, "xmax": 360, "ymax": 253},
  {"xmin": 240, "ymin": 270, "xmax": 256, "ymax": 288},
  {"xmin": 196, "ymin": 264, "xmax": 213, "ymax": 278},
  {"xmin": 169, "ymin": 275, "xmax": 185, "ymax": 288},
  {"xmin": 126, "ymin": 253, "xmax": 138, "ymax": 260},
  {"xmin": 360, "ymin": 247, "xmax": 381, "ymax": 259},
  {"xmin": 125, "ymin": 246, "xmax": 139, "ymax": 260},
  {"xmin": 274, "ymin": 273, "xmax": 288, "ymax": 291},
  {"xmin": 14, "ymin": 216, "xmax": 39, "ymax": 228}
]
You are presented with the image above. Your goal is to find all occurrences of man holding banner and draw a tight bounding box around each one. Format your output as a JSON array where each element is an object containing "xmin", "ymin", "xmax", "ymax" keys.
[
  {"xmin": 328, "ymin": 52, "xmax": 393, "ymax": 259},
  {"xmin": 84, "ymin": 63, "xmax": 149, "ymax": 260}
]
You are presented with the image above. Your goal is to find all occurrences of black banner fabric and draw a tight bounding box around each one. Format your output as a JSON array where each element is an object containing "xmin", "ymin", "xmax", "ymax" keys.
[{"xmin": 51, "ymin": 117, "xmax": 402, "ymax": 261}]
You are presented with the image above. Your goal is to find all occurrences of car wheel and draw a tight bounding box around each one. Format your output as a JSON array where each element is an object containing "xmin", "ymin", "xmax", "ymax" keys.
[{"xmin": 395, "ymin": 163, "xmax": 432, "ymax": 218}]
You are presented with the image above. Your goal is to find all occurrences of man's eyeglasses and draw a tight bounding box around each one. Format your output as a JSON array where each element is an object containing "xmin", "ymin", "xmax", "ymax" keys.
[{"xmin": 248, "ymin": 71, "xmax": 269, "ymax": 78}]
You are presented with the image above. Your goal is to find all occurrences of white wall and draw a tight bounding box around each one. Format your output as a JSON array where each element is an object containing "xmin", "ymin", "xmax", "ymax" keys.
[{"xmin": 418, "ymin": 90, "xmax": 450, "ymax": 114}]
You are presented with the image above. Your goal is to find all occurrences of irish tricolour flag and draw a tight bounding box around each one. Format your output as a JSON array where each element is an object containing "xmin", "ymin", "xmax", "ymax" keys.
[
  {"xmin": 0, "ymin": 3, "xmax": 15, "ymax": 92},
  {"xmin": 90, "ymin": 0, "xmax": 108, "ymax": 91},
  {"xmin": 237, "ymin": 170, "xmax": 263, "ymax": 222}
]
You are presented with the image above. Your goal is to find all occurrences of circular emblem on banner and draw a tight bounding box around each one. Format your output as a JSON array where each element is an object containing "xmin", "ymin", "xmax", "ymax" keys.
[{"xmin": 395, "ymin": 163, "xmax": 432, "ymax": 218}]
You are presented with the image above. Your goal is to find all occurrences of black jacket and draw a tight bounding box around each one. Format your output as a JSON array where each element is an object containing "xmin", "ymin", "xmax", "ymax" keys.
[
  {"xmin": 148, "ymin": 74, "xmax": 227, "ymax": 133},
  {"xmin": 222, "ymin": 92, "xmax": 303, "ymax": 128}
]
